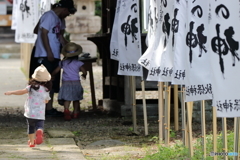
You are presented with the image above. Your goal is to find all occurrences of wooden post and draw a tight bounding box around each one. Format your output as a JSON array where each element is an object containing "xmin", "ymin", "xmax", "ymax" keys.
[
  {"xmin": 201, "ymin": 100, "xmax": 206, "ymax": 158},
  {"xmin": 130, "ymin": 76, "xmax": 137, "ymax": 133},
  {"xmin": 181, "ymin": 86, "xmax": 187, "ymax": 145},
  {"xmin": 212, "ymin": 106, "xmax": 217, "ymax": 160},
  {"xmin": 174, "ymin": 85, "xmax": 179, "ymax": 131},
  {"xmin": 164, "ymin": 83, "xmax": 171, "ymax": 146},
  {"xmin": 141, "ymin": 80, "xmax": 148, "ymax": 136},
  {"xmin": 222, "ymin": 118, "xmax": 228, "ymax": 160},
  {"xmin": 158, "ymin": 82, "xmax": 164, "ymax": 142},
  {"xmin": 233, "ymin": 117, "xmax": 239, "ymax": 160},
  {"xmin": 186, "ymin": 101, "xmax": 193, "ymax": 156}
]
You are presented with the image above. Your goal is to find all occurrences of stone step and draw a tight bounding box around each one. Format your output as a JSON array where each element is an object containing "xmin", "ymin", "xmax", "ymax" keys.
[
  {"xmin": 0, "ymin": 53, "xmax": 20, "ymax": 59},
  {"xmin": 0, "ymin": 43, "xmax": 20, "ymax": 53},
  {"xmin": 0, "ymin": 43, "xmax": 21, "ymax": 59}
]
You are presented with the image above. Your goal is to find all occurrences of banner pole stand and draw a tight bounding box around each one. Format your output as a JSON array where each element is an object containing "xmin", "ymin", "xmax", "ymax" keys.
[
  {"xmin": 201, "ymin": 100, "xmax": 206, "ymax": 158},
  {"xmin": 174, "ymin": 85, "xmax": 179, "ymax": 131},
  {"xmin": 222, "ymin": 118, "xmax": 228, "ymax": 160},
  {"xmin": 213, "ymin": 106, "xmax": 218, "ymax": 160},
  {"xmin": 158, "ymin": 82, "xmax": 164, "ymax": 142},
  {"xmin": 233, "ymin": 117, "xmax": 239, "ymax": 160},
  {"xmin": 130, "ymin": 76, "xmax": 137, "ymax": 133},
  {"xmin": 164, "ymin": 82, "xmax": 170, "ymax": 146},
  {"xmin": 181, "ymin": 86, "xmax": 187, "ymax": 146},
  {"xmin": 141, "ymin": 80, "xmax": 148, "ymax": 136},
  {"xmin": 186, "ymin": 101, "xmax": 193, "ymax": 156}
]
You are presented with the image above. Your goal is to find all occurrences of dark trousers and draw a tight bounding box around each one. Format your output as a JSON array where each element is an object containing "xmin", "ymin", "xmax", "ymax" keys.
[{"xmin": 29, "ymin": 46, "xmax": 61, "ymax": 93}]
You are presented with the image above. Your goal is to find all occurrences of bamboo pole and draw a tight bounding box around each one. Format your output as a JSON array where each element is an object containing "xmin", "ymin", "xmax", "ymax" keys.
[
  {"xmin": 186, "ymin": 101, "xmax": 193, "ymax": 156},
  {"xmin": 233, "ymin": 117, "xmax": 239, "ymax": 160},
  {"xmin": 212, "ymin": 106, "xmax": 217, "ymax": 160},
  {"xmin": 222, "ymin": 118, "xmax": 228, "ymax": 160},
  {"xmin": 158, "ymin": 82, "xmax": 164, "ymax": 142},
  {"xmin": 201, "ymin": 100, "xmax": 206, "ymax": 158},
  {"xmin": 164, "ymin": 82, "xmax": 171, "ymax": 146},
  {"xmin": 174, "ymin": 85, "xmax": 179, "ymax": 131},
  {"xmin": 181, "ymin": 86, "xmax": 187, "ymax": 145},
  {"xmin": 130, "ymin": 76, "xmax": 137, "ymax": 133},
  {"xmin": 141, "ymin": 80, "xmax": 148, "ymax": 136}
]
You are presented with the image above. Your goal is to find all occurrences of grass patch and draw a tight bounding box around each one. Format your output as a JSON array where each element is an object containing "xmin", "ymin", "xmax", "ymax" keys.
[{"xmin": 140, "ymin": 131, "xmax": 238, "ymax": 160}]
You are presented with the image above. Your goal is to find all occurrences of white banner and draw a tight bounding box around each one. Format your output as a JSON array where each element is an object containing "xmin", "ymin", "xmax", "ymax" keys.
[
  {"xmin": 171, "ymin": 0, "xmax": 188, "ymax": 85},
  {"xmin": 146, "ymin": 0, "xmax": 173, "ymax": 81},
  {"xmin": 210, "ymin": 0, "xmax": 240, "ymax": 117},
  {"xmin": 110, "ymin": 0, "xmax": 121, "ymax": 61},
  {"xmin": 138, "ymin": 0, "xmax": 159, "ymax": 70},
  {"xmin": 15, "ymin": 0, "xmax": 38, "ymax": 43},
  {"xmin": 117, "ymin": 0, "xmax": 142, "ymax": 76},
  {"xmin": 158, "ymin": 1, "xmax": 175, "ymax": 82},
  {"xmin": 38, "ymin": 0, "xmax": 51, "ymax": 18},
  {"xmin": 11, "ymin": 0, "xmax": 18, "ymax": 30},
  {"xmin": 184, "ymin": 0, "xmax": 213, "ymax": 102}
]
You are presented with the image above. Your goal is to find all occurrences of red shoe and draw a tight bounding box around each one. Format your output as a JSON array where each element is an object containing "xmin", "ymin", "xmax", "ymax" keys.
[
  {"xmin": 71, "ymin": 112, "xmax": 80, "ymax": 119},
  {"xmin": 28, "ymin": 140, "xmax": 35, "ymax": 147},
  {"xmin": 64, "ymin": 109, "xmax": 71, "ymax": 121},
  {"xmin": 35, "ymin": 129, "xmax": 43, "ymax": 145}
]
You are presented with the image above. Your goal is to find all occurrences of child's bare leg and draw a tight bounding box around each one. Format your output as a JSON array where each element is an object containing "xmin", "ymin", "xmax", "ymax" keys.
[
  {"xmin": 28, "ymin": 133, "xmax": 35, "ymax": 146},
  {"xmin": 64, "ymin": 101, "xmax": 71, "ymax": 121},
  {"xmin": 64, "ymin": 100, "xmax": 71, "ymax": 110},
  {"xmin": 72, "ymin": 100, "xmax": 80, "ymax": 118},
  {"xmin": 73, "ymin": 100, "xmax": 80, "ymax": 113}
]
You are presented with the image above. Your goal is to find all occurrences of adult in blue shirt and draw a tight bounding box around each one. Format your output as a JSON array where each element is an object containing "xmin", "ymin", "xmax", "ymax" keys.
[{"xmin": 30, "ymin": 0, "xmax": 77, "ymax": 117}]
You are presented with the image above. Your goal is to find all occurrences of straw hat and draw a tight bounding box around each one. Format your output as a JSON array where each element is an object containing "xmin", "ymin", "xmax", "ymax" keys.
[
  {"xmin": 62, "ymin": 42, "xmax": 83, "ymax": 58},
  {"xmin": 32, "ymin": 64, "xmax": 51, "ymax": 82}
]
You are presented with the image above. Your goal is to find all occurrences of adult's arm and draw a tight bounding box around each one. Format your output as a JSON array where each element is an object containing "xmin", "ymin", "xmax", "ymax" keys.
[
  {"xmin": 33, "ymin": 20, "xmax": 40, "ymax": 34},
  {"xmin": 51, "ymin": 66, "xmax": 61, "ymax": 80},
  {"xmin": 59, "ymin": 29, "xmax": 69, "ymax": 46},
  {"xmin": 41, "ymin": 28, "xmax": 54, "ymax": 62}
]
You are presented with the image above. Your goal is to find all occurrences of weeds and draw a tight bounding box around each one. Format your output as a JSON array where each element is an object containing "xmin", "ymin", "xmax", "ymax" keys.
[{"xmin": 140, "ymin": 130, "xmax": 238, "ymax": 160}]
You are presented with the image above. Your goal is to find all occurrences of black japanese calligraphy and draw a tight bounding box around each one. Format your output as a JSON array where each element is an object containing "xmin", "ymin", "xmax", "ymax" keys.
[
  {"xmin": 211, "ymin": 4, "xmax": 239, "ymax": 79},
  {"xmin": 186, "ymin": 21, "xmax": 198, "ymax": 67},
  {"xmin": 119, "ymin": 63, "xmax": 141, "ymax": 72},
  {"xmin": 186, "ymin": 5, "xmax": 207, "ymax": 67},
  {"xmin": 162, "ymin": 13, "xmax": 170, "ymax": 48},
  {"xmin": 185, "ymin": 84, "xmax": 212, "ymax": 96},
  {"xmin": 120, "ymin": 3, "xmax": 139, "ymax": 50},
  {"xmin": 20, "ymin": 0, "xmax": 31, "ymax": 21},
  {"xmin": 161, "ymin": 67, "xmax": 173, "ymax": 77},
  {"xmin": 161, "ymin": 0, "xmax": 167, "ymax": 8},
  {"xmin": 196, "ymin": 24, "xmax": 207, "ymax": 57},
  {"xmin": 171, "ymin": 8, "xmax": 179, "ymax": 47},
  {"xmin": 174, "ymin": 70, "xmax": 186, "ymax": 80},
  {"xmin": 140, "ymin": 58, "xmax": 150, "ymax": 68},
  {"xmin": 112, "ymin": 49, "xmax": 118, "ymax": 57},
  {"xmin": 224, "ymin": 27, "xmax": 240, "ymax": 66},
  {"xmin": 191, "ymin": 5, "xmax": 203, "ymax": 18},
  {"xmin": 149, "ymin": 67, "xmax": 161, "ymax": 76}
]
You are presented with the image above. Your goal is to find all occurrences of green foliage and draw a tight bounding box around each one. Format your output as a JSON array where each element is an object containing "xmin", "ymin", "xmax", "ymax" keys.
[
  {"xmin": 95, "ymin": 1, "xmax": 102, "ymax": 17},
  {"xmin": 72, "ymin": 131, "xmax": 81, "ymax": 136},
  {"xmin": 149, "ymin": 136, "xmax": 159, "ymax": 143},
  {"xmin": 142, "ymin": 141, "xmax": 189, "ymax": 160},
  {"xmin": 170, "ymin": 129, "xmax": 176, "ymax": 138},
  {"xmin": 140, "ymin": 131, "xmax": 237, "ymax": 160}
]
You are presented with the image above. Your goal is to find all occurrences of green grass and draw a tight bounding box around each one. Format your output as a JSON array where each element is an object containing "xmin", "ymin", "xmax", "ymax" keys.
[{"xmin": 140, "ymin": 131, "xmax": 238, "ymax": 160}]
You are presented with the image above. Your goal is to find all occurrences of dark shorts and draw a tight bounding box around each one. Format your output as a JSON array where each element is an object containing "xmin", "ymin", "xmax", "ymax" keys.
[
  {"xmin": 29, "ymin": 46, "xmax": 61, "ymax": 93},
  {"xmin": 26, "ymin": 118, "xmax": 44, "ymax": 134}
]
